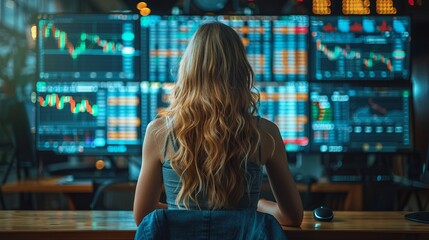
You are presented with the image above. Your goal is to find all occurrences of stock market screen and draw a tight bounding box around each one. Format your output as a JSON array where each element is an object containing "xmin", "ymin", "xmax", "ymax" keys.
[
  {"xmin": 140, "ymin": 81, "xmax": 310, "ymax": 152},
  {"xmin": 37, "ymin": 14, "xmax": 140, "ymax": 80},
  {"xmin": 310, "ymin": 83, "xmax": 413, "ymax": 152},
  {"xmin": 141, "ymin": 15, "xmax": 308, "ymax": 82},
  {"xmin": 140, "ymin": 81, "xmax": 173, "ymax": 136},
  {"xmin": 35, "ymin": 81, "xmax": 142, "ymax": 155},
  {"xmin": 310, "ymin": 16, "xmax": 411, "ymax": 81},
  {"xmin": 257, "ymin": 82, "xmax": 309, "ymax": 152}
]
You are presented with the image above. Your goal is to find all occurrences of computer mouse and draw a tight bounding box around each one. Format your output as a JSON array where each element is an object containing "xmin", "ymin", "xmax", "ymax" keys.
[{"xmin": 313, "ymin": 206, "xmax": 334, "ymax": 221}]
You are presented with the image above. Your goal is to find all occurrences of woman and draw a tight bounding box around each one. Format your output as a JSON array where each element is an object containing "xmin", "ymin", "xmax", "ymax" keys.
[{"xmin": 133, "ymin": 21, "xmax": 303, "ymax": 227}]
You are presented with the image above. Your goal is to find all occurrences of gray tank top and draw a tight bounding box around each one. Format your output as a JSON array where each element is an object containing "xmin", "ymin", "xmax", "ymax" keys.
[{"xmin": 162, "ymin": 130, "xmax": 263, "ymax": 210}]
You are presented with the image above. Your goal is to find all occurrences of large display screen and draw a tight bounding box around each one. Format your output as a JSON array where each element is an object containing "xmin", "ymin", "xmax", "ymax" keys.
[
  {"xmin": 257, "ymin": 82, "xmax": 309, "ymax": 152},
  {"xmin": 310, "ymin": 16, "xmax": 411, "ymax": 81},
  {"xmin": 37, "ymin": 14, "xmax": 140, "ymax": 80},
  {"xmin": 140, "ymin": 81, "xmax": 173, "ymax": 137},
  {"xmin": 141, "ymin": 15, "xmax": 309, "ymax": 82},
  {"xmin": 140, "ymin": 81, "xmax": 310, "ymax": 152},
  {"xmin": 35, "ymin": 81, "xmax": 142, "ymax": 155},
  {"xmin": 34, "ymin": 13, "xmax": 415, "ymax": 157},
  {"xmin": 310, "ymin": 83, "xmax": 413, "ymax": 152}
]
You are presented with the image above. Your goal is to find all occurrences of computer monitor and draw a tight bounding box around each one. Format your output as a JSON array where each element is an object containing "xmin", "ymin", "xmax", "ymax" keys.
[
  {"xmin": 309, "ymin": 16, "xmax": 411, "ymax": 81},
  {"xmin": 141, "ymin": 15, "xmax": 309, "ymax": 82},
  {"xmin": 140, "ymin": 81, "xmax": 310, "ymax": 152},
  {"xmin": 256, "ymin": 81, "xmax": 309, "ymax": 152},
  {"xmin": 35, "ymin": 81, "xmax": 142, "ymax": 155},
  {"xmin": 37, "ymin": 14, "xmax": 140, "ymax": 80},
  {"xmin": 140, "ymin": 81, "xmax": 173, "ymax": 137},
  {"xmin": 309, "ymin": 83, "xmax": 413, "ymax": 153}
]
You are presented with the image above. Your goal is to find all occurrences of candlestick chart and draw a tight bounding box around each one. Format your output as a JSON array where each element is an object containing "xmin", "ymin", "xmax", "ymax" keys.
[
  {"xmin": 37, "ymin": 14, "xmax": 140, "ymax": 80},
  {"xmin": 310, "ymin": 16, "xmax": 410, "ymax": 81},
  {"xmin": 35, "ymin": 81, "xmax": 142, "ymax": 155}
]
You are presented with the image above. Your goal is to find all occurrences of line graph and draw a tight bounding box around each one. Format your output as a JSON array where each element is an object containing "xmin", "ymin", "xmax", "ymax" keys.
[
  {"xmin": 363, "ymin": 52, "xmax": 393, "ymax": 71},
  {"xmin": 310, "ymin": 16, "xmax": 410, "ymax": 81},
  {"xmin": 316, "ymin": 40, "xmax": 393, "ymax": 72},
  {"xmin": 38, "ymin": 14, "xmax": 140, "ymax": 80},
  {"xmin": 39, "ymin": 93, "xmax": 98, "ymax": 116},
  {"xmin": 35, "ymin": 81, "xmax": 143, "ymax": 155},
  {"xmin": 41, "ymin": 23, "xmax": 125, "ymax": 60}
]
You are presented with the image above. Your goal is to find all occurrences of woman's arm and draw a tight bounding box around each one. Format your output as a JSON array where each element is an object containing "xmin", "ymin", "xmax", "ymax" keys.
[
  {"xmin": 133, "ymin": 119, "xmax": 166, "ymax": 226},
  {"xmin": 257, "ymin": 120, "xmax": 304, "ymax": 227}
]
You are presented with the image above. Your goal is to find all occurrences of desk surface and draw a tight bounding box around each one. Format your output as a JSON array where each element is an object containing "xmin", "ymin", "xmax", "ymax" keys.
[
  {"xmin": 0, "ymin": 211, "xmax": 428, "ymax": 240},
  {"xmin": 286, "ymin": 211, "xmax": 429, "ymax": 240},
  {"xmin": 1, "ymin": 177, "xmax": 93, "ymax": 193}
]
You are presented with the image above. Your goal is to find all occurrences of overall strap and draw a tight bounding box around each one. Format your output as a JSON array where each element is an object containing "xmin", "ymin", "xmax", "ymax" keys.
[{"xmin": 163, "ymin": 131, "xmax": 179, "ymax": 161}]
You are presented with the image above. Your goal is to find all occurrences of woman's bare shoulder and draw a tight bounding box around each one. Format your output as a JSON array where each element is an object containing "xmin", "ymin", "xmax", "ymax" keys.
[
  {"xmin": 143, "ymin": 117, "xmax": 169, "ymax": 162},
  {"xmin": 147, "ymin": 117, "xmax": 167, "ymax": 130},
  {"xmin": 145, "ymin": 117, "xmax": 169, "ymax": 141},
  {"xmin": 258, "ymin": 117, "xmax": 280, "ymax": 135}
]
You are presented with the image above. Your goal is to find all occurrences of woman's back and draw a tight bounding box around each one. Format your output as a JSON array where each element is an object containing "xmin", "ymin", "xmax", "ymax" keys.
[
  {"xmin": 162, "ymin": 160, "xmax": 263, "ymax": 210},
  {"xmin": 153, "ymin": 115, "xmax": 285, "ymax": 210}
]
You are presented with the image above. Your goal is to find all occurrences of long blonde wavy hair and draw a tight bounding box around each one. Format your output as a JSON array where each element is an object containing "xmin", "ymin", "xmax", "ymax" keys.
[{"xmin": 163, "ymin": 22, "xmax": 260, "ymax": 209}]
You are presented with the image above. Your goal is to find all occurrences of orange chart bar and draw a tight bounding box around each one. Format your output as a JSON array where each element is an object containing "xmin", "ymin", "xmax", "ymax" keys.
[
  {"xmin": 260, "ymin": 93, "xmax": 308, "ymax": 101},
  {"xmin": 108, "ymin": 97, "xmax": 139, "ymax": 106},
  {"xmin": 107, "ymin": 132, "xmax": 138, "ymax": 140},
  {"xmin": 108, "ymin": 117, "xmax": 141, "ymax": 126}
]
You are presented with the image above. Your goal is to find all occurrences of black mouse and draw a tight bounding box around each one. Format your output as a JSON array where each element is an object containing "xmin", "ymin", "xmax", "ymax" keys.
[{"xmin": 313, "ymin": 206, "xmax": 334, "ymax": 221}]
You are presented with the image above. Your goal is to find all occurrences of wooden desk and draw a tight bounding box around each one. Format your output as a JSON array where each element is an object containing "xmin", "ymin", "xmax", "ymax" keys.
[
  {"xmin": 1, "ymin": 177, "xmax": 93, "ymax": 193},
  {"xmin": 0, "ymin": 211, "xmax": 428, "ymax": 240},
  {"xmin": 1, "ymin": 177, "xmax": 363, "ymax": 210},
  {"xmin": 284, "ymin": 211, "xmax": 429, "ymax": 240},
  {"xmin": 0, "ymin": 211, "xmax": 135, "ymax": 240},
  {"xmin": 1, "ymin": 177, "xmax": 93, "ymax": 210}
]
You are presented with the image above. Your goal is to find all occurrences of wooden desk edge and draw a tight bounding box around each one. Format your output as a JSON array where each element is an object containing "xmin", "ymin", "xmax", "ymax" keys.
[
  {"xmin": 0, "ymin": 211, "xmax": 428, "ymax": 240},
  {"xmin": 1, "ymin": 177, "xmax": 93, "ymax": 193}
]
